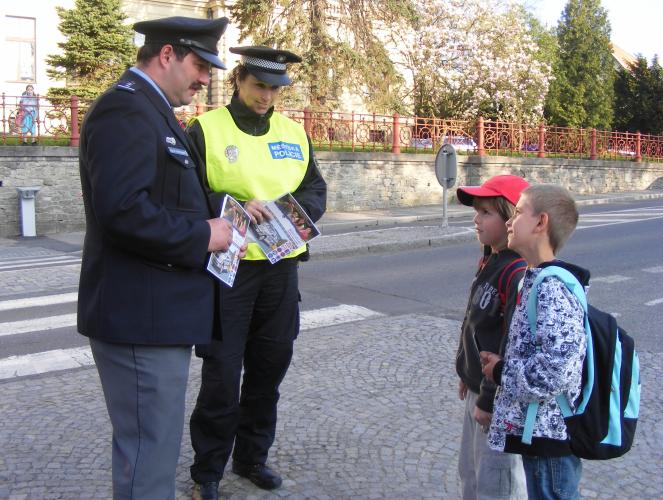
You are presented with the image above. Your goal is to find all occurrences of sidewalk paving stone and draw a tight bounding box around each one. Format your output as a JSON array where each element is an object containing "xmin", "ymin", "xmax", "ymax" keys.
[{"xmin": 1, "ymin": 314, "xmax": 660, "ymax": 498}]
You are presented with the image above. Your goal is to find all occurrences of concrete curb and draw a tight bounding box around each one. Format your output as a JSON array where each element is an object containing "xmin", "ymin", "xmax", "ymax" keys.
[
  {"xmin": 310, "ymin": 226, "xmax": 476, "ymax": 260},
  {"xmin": 318, "ymin": 191, "xmax": 663, "ymax": 235}
]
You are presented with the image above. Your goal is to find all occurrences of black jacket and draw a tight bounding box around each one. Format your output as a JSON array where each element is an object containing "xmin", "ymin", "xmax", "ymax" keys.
[
  {"xmin": 456, "ymin": 249, "xmax": 526, "ymax": 413},
  {"xmin": 77, "ymin": 69, "xmax": 215, "ymax": 345}
]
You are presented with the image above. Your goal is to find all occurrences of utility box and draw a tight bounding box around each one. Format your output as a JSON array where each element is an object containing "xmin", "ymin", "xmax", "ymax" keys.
[{"xmin": 16, "ymin": 187, "xmax": 41, "ymax": 237}]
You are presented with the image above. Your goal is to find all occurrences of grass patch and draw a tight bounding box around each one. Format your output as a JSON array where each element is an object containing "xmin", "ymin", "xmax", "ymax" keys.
[{"xmin": 1, "ymin": 137, "xmax": 72, "ymax": 146}]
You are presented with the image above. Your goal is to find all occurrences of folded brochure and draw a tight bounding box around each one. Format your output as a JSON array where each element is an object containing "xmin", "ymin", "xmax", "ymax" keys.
[
  {"xmin": 206, "ymin": 194, "xmax": 250, "ymax": 287},
  {"xmin": 248, "ymin": 193, "xmax": 320, "ymax": 264}
]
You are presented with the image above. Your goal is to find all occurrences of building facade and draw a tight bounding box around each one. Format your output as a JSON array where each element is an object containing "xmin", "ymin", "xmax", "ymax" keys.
[{"xmin": 1, "ymin": 0, "xmax": 244, "ymax": 106}]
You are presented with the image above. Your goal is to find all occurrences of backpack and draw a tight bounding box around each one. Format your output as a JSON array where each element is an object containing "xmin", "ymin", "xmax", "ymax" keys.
[{"xmin": 521, "ymin": 265, "xmax": 640, "ymax": 460}]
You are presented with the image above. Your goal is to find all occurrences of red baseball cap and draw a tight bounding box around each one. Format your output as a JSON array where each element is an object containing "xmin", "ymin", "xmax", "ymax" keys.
[{"xmin": 456, "ymin": 175, "xmax": 529, "ymax": 206}]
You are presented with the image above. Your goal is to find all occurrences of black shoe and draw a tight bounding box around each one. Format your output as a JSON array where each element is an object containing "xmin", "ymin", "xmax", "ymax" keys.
[
  {"xmin": 232, "ymin": 462, "xmax": 282, "ymax": 490},
  {"xmin": 192, "ymin": 481, "xmax": 219, "ymax": 500}
]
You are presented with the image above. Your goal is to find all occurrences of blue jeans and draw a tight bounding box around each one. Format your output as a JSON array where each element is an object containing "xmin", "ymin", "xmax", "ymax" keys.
[{"xmin": 522, "ymin": 455, "xmax": 581, "ymax": 500}]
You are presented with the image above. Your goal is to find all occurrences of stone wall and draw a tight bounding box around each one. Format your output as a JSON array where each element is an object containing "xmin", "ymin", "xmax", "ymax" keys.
[
  {"xmin": 317, "ymin": 151, "xmax": 663, "ymax": 211},
  {"xmin": 0, "ymin": 147, "xmax": 81, "ymax": 237},
  {"xmin": 1, "ymin": 147, "xmax": 663, "ymax": 236}
]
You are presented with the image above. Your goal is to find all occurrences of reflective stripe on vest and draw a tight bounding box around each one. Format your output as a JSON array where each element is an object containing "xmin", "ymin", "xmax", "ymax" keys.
[{"xmin": 196, "ymin": 107, "xmax": 309, "ymax": 260}]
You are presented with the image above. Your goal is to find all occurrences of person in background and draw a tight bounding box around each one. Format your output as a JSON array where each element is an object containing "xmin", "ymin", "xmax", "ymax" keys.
[
  {"xmin": 455, "ymin": 175, "xmax": 529, "ymax": 499},
  {"xmin": 186, "ymin": 46, "xmax": 327, "ymax": 500},
  {"xmin": 77, "ymin": 16, "xmax": 235, "ymax": 500},
  {"xmin": 19, "ymin": 84, "xmax": 38, "ymax": 145}
]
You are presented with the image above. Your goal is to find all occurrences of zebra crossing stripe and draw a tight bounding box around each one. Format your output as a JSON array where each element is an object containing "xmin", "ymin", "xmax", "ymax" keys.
[
  {"xmin": 590, "ymin": 275, "xmax": 632, "ymax": 283},
  {"xmin": 0, "ymin": 305, "xmax": 383, "ymax": 338},
  {"xmin": 0, "ymin": 347, "xmax": 94, "ymax": 379},
  {"xmin": 0, "ymin": 304, "xmax": 385, "ymax": 379},
  {"xmin": 300, "ymin": 304, "xmax": 384, "ymax": 330},
  {"xmin": 0, "ymin": 292, "xmax": 78, "ymax": 312},
  {"xmin": 0, "ymin": 314, "xmax": 77, "ymax": 337},
  {"xmin": 0, "ymin": 255, "xmax": 81, "ymax": 266},
  {"xmin": 0, "ymin": 261, "xmax": 81, "ymax": 272}
]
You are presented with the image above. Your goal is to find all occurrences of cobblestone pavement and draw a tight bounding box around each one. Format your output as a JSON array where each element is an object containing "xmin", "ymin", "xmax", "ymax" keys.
[
  {"xmin": 2, "ymin": 194, "xmax": 663, "ymax": 498},
  {"xmin": 0, "ymin": 246, "xmax": 81, "ymax": 298},
  {"xmin": 1, "ymin": 313, "xmax": 660, "ymax": 499}
]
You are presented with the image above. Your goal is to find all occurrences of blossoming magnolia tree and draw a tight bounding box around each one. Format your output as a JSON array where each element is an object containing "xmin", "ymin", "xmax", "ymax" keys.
[{"xmin": 392, "ymin": 0, "xmax": 552, "ymax": 123}]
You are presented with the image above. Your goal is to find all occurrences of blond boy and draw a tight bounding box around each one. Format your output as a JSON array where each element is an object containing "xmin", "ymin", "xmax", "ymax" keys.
[{"xmin": 481, "ymin": 185, "xmax": 588, "ymax": 500}]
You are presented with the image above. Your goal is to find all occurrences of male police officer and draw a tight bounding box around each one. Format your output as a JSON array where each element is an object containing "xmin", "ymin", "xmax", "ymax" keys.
[
  {"xmin": 78, "ymin": 17, "xmax": 234, "ymax": 499},
  {"xmin": 187, "ymin": 47, "xmax": 327, "ymax": 499}
]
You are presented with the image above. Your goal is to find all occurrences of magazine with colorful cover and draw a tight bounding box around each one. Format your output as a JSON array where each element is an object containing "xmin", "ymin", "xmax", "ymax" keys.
[
  {"xmin": 248, "ymin": 193, "xmax": 320, "ymax": 264},
  {"xmin": 206, "ymin": 195, "xmax": 250, "ymax": 287}
]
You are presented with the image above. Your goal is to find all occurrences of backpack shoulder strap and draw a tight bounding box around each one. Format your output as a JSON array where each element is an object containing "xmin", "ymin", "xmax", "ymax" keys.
[
  {"xmin": 526, "ymin": 266, "xmax": 587, "ymax": 334},
  {"xmin": 521, "ymin": 265, "xmax": 592, "ymax": 445},
  {"xmin": 498, "ymin": 257, "xmax": 526, "ymax": 306}
]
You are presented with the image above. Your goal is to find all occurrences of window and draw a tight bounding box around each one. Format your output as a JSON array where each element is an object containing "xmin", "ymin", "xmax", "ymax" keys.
[{"xmin": 6, "ymin": 16, "xmax": 36, "ymax": 82}]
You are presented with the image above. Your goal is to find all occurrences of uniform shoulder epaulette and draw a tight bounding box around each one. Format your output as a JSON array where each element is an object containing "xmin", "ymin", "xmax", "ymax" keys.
[{"xmin": 116, "ymin": 79, "xmax": 137, "ymax": 93}]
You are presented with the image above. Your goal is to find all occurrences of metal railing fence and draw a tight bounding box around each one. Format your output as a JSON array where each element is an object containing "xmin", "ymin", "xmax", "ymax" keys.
[{"xmin": 2, "ymin": 93, "xmax": 660, "ymax": 162}]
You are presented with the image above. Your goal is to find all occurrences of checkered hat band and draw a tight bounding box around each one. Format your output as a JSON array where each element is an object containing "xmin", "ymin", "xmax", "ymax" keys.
[{"xmin": 242, "ymin": 56, "xmax": 286, "ymax": 72}]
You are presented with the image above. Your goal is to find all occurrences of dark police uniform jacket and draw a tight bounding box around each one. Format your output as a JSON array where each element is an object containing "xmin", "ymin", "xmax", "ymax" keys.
[{"xmin": 77, "ymin": 69, "xmax": 215, "ymax": 345}]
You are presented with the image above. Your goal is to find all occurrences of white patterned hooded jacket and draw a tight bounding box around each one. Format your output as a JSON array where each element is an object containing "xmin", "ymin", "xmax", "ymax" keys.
[{"xmin": 488, "ymin": 262, "xmax": 587, "ymax": 454}]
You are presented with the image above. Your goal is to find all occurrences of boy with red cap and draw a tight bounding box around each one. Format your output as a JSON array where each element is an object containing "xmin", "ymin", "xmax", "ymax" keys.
[{"xmin": 454, "ymin": 174, "xmax": 529, "ymax": 499}]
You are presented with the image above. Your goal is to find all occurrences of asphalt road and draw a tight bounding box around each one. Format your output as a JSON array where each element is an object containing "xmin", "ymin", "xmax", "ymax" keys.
[
  {"xmin": 300, "ymin": 199, "xmax": 663, "ymax": 352},
  {"xmin": 1, "ymin": 199, "xmax": 661, "ymax": 357}
]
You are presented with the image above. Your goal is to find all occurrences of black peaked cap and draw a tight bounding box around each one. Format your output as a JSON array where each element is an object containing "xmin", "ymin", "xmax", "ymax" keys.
[
  {"xmin": 134, "ymin": 16, "xmax": 229, "ymax": 69},
  {"xmin": 230, "ymin": 45, "xmax": 302, "ymax": 86}
]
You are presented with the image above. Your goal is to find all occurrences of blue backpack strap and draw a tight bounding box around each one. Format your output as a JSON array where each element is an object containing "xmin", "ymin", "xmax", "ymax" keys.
[
  {"xmin": 522, "ymin": 266, "xmax": 592, "ymax": 444},
  {"xmin": 522, "ymin": 403, "xmax": 539, "ymax": 445}
]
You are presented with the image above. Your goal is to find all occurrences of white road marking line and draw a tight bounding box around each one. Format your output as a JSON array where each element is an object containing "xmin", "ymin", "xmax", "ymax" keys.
[
  {"xmin": 300, "ymin": 304, "xmax": 384, "ymax": 330},
  {"xmin": 0, "ymin": 261, "xmax": 81, "ymax": 271},
  {"xmin": 0, "ymin": 304, "xmax": 386, "ymax": 379},
  {"xmin": 645, "ymin": 298, "xmax": 663, "ymax": 306},
  {"xmin": 590, "ymin": 275, "xmax": 632, "ymax": 284},
  {"xmin": 0, "ymin": 255, "xmax": 81, "ymax": 266},
  {"xmin": 576, "ymin": 214, "xmax": 663, "ymax": 229},
  {"xmin": 643, "ymin": 266, "xmax": 663, "ymax": 274},
  {"xmin": 587, "ymin": 206, "xmax": 663, "ymax": 214},
  {"xmin": 581, "ymin": 212, "xmax": 662, "ymax": 218},
  {"xmin": 0, "ymin": 346, "xmax": 94, "ymax": 379},
  {"xmin": 0, "ymin": 292, "xmax": 78, "ymax": 312},
  {"xmin": 0, "ymin": 313, "xmax": 77, "ymax": 337}
]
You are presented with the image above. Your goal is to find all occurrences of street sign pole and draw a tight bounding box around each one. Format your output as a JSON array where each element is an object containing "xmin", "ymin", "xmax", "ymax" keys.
[{"xmin": 434, "ymin": 144, "xmax": 457, "ymax": 228}]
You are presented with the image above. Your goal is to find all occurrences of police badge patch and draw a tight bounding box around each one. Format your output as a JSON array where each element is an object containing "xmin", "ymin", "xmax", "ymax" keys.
[{"xmin": 225, "ymin": 145, "xmax": 239, "ymax": 163}]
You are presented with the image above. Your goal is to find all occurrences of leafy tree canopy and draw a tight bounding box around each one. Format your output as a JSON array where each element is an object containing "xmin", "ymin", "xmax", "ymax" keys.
[
  {"xmin": 46, "ymin": 0, "xmax": 135, "ymax": 101},
  {"xmin": 613, "ymin": 56, "xmax": 663, "ymax": 134},
  {"xmin": 229, "ymin": 0, "xmax": 417, "ymax": 112},
  {"xmin": 544, "ymin": 0, "xmax": 615, "ymax": 128}
]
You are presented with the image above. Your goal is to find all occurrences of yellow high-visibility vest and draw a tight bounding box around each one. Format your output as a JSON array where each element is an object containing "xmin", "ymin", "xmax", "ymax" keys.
[{"xmin": 194, "ymin": 107, "xmax": 309, "ymax": 260}]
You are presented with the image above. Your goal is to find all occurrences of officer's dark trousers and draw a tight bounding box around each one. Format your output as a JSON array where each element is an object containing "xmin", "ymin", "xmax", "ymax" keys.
[{"xmin": 190, "ymin": 258, "xmax": 300, "ymax": 483}]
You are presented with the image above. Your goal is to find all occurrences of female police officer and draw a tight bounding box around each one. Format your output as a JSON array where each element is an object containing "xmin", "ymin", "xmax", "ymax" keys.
[{"xmin": 186, "ymin": 46, "xmax": 327, "ymax": 499}]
